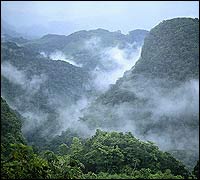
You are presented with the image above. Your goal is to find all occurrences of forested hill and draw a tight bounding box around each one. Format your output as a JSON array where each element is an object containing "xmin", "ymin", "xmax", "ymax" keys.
[
  {"xmin": 1, "ymin": 42, "xmax": 91, "ymax": 107},
  {"xmin": 1, "ymin": 28, "xmax": 148, "ymax": 145},
  {"xmin": 129, "ymin": 17, "xmax": 199, "ymax": 81},
  {"xmin": 1, "ymin": 97, "xmax": 194, "ymax": 178},
  {"xmin": 13, "ymin": 29, "xmax": 148, "ymax": 71},
  {"xmin": 82, "ymin": 18, "xmax": 199, "ymax": 170},
  {"xmin": 1, "ymin": 17, "xmax": 199, "ymax": 179},
  {"xmin": 21, "ymin": 28, "xmax": 148, "ymax": 53},
  {"xmin": 1, "ymin": 41, "xmax": 91, "ymax": 142},
  {"xmin": 1, "ymin": 41, "xmax": 91, "ymax": 112},
  {"xmin": 97, "ymin": 18, "xmax": 199, "ymax": 104}
]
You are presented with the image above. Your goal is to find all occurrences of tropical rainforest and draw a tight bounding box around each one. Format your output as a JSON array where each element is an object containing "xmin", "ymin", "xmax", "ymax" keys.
[{"xmin": 1, "ymin": 15, "xmax": 199, "ymax": 179}]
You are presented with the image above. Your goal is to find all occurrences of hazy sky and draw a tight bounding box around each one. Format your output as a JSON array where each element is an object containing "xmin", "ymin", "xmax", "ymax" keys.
[{"xmin": 1, "ymin": 1, "xmax": 199, "ymax": 35}]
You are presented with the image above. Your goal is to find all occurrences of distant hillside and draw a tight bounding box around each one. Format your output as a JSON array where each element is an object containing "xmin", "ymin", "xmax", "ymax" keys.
[
  {"xmin": 1, "ymin": 42, "xmax": 91, "ymax": 105},
  {"xmin": 21, "ymin": 29, "xmax": 148, "ymax": 71},
  {"xmin": 22, "ymin": 28, "xmax": 148, "ymax": 51},
  {"xmin": 82, "ymin": 18, "xmax": 199, "ymax": 170},
  {"xmin": 127, "ymin": 29, "xmax": 149, "ymax": 45},
  {"xmin": 1, "ymin": 28, "xmax": 148, "ymax": 146},
  {"xmin": 1, "ymin": 42, "xmax": 91, "ymax": 145}
]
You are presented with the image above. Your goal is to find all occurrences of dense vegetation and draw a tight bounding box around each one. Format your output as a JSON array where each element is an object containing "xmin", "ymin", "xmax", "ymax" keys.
[
  {"xmin": 16, "ymin": 28, "xmax": 148, "ymax": 71},
  {"xmin": 1, "ymin": 42, "xmax": 91, "ymax": 105},
  {"xmin": 2, "ymin": 97, "xmax": 198, "ymax": 179},
  {"xmin": 133, "ymin": 18, "xmax": 199, "ymax": 81},
  {"xmin": 81, "ymin": 18, "xmax": 199, "ymax": 169},
  {"xmin": 1, "ymin": 97, "xmax": 26, "ymax": 156},
  {"xmin": 1, "ymin": 27, "xmax": 147, "ymax": 148},
  {"xmin": 1, "ymin": 18, "xmax": 199, "ymax": 179},
  {"xmin": 1, "ymin": 41, "xmax": 92, "ymax": 145}
]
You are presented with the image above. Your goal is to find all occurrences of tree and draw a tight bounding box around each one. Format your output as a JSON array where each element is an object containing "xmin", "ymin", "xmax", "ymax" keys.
[{"xmin": 193, "ymin": 160, "xmax": 199, "ymax": 179}]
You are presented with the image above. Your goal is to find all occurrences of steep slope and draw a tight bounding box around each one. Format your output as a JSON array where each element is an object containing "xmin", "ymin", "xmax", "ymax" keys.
[
  {"xmin": 1, "ymin": 28, "xmax": 148, "ymax": 147},
  {"xmin": 1, "ymin": 42, "xmax": 91, "ymax": 108},
  {"xmin": 132, "ymin": 17, "xmax": 199, "ymax": 81},
  {"xmin": 1, "ymin": 97, "xmax": 26, "ymax": 155},
  {"xmin": 1, "ymin": 42, "xmax": 91, "ymax": 145},
  {"xmin": 21, "ymin": 29, "xmax": 148, "ymax": 71},
  {"xmin": 82, "ymin": 18, "xmax": 199, "ymax": 169}
]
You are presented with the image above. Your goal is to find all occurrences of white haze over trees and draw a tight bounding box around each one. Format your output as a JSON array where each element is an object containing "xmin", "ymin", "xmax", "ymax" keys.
[
  {"xmin": 2, "ymin": 37, "xmax": 198, "ymax": 150},
  {"xmin": 49, "ymin": 51, "xmax": 82, "ymax": 67},
  {"xmin": 1, "ymin": 62, "xmax": 47, "ymax": 95},
  {"xmin": 1, "ymin": 2, "xmax": 199, "ymax": 174},
  {"xmin": 36, "ymin": 38, "xmax": 143, "ymax": 136},
  {"xmin": 1, "ymin": 62, "xmax": 49, "ymax": 134},
  {"xmin": 92, "ymin": 45, "xmax": 141, "ymax": 91},
  {"xmin": 2, "ymin": 43, "xmax": 141, "ymax": 137},
  {"xmin": 104, "ymin": 77, "xmax": 199, "ymax": 151},
  {"xmin": 40, "ymin": 36, "xmax": 142, "ymax": 92}
]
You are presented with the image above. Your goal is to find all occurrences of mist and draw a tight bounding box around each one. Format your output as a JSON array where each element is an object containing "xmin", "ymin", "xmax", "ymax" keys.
[
  {"xmin": 1, "ymin": 61, "xmax": 47, "ymax": 94},
  {"xmin": 2, "ymin": 59, "xmax": 92, "ymax": 137},
  {"xmin": 2, "ymin": 32, "xmax": 198, "ymax": 155},
  {"xmin": 2, "ymin": 1, "xmax": 198, "ymax": 37},
  {"xmin": 48, "ymin": 51, "xmax": 83, "ymax": 67},
  {"xmin": 44, "ymin": 39, "xmax": 143, "ymax": 136},
  {"xmin": 91, "ymin": 45, "xmax": 142, "ymax": 91},
  {"xmin": 4, "ymin": 36, "xmax": 197, "ymax": 151},
  {"xmin": 1, "ymin": 62, "xmax": 50, "ymax": 134},
  {"xmin": 81, "ymin": 75, "xmax": 199, "ymax": 152},
  {"xmin": 79, "ymin": 36, "xmax": 142, "ymax": 92}
]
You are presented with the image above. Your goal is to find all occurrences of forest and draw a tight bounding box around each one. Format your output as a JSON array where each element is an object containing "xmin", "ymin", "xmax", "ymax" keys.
[
  {"xmin": 1, "ymin": 1, "xmax": 199, "ymax": 179},
  {"xmin": 1, "ymin": 97, "xmax": 198, "ymax": 179}
]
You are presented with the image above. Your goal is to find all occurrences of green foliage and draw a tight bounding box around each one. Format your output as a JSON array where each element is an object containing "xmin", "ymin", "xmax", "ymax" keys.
[
  {"xmin": 1, "ymin": 41, "xmax": 91, "ymax": 147},
  {"xmin": 1, "ymin": 105, "xmax": 192, "ymax": 179},
  {"xmin": 70, "ymin": 137, "xmax": 84, "ymax": 160},
  {"xmin": 1, "ymin": 18, "xmax": 198, "ymax": 179},
  {"xmin": 81, "ymin": 18, "xmax": 199, "ymax": 171},
  {"xmin": 37, "ymin": 149, "xmax": 85, "ymax": 179},
  {"xmin": 1, "ymin": 97, "xmax": 26, "ymax": 156},
  {"xmin": 1, "ymin": 143, "xmax": 50, "ymax": 179},
  {"xmin": 136, "ymin": 18, "xmax": 199, "ymax": 81},
  {"xmin": 58, "ymin": 143, "xmax": 69, "ymax": 155},
  {"xmin": 42, "ymin": 129, "xmax": 81, "ymax": 153},
  {"xmin": 77, "ymin": 130, "xmax": 190, "ymax": 178},
  {"xmin": 81, "ymin": 169, "xmax": 184, "ymax": 179},
  {"xmin": 1, "ymin": 128, "xmax": 192, "ymax": 179},
  {"xmin": 193, "ymin": 160, "xmax": 199, "ymax": 179},
  {"xmin": 1, "ymin": 143, "xmax": 84, "ymax": 179}
]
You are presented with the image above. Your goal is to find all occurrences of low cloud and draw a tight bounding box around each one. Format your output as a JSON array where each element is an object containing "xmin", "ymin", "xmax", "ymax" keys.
[
  {"xmin": 1, "ymin": 61, "xmax": 47, "ymax": 94},
  {"xmin": 54, "ymin": 96, "xmax": 96, "ymax": 137},
  {"xmin": 91, "ymin": 45, "xmax": 142, "ymax": 92},
  {"xmin": 84, "ymin": 36, "xmax": 102, "ymax": 51},
  {"xmin": 2, "ymin": 61, "xmax": 27, "ymax": 87},
  {"xmin": 49, "ymin": 50, "xmax": 83, "ymax": 67},
  {"xmin": 82, "ymin": 76, "xmax": 199, "ymax": 152}
]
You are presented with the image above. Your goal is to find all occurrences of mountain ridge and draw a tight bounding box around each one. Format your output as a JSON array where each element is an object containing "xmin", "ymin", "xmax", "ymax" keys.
[{"xmin": 81, "ymin": 17, "xmax": 199, "ymax": 169}]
